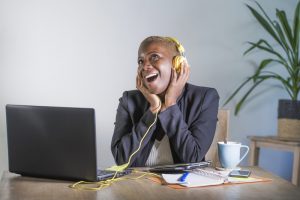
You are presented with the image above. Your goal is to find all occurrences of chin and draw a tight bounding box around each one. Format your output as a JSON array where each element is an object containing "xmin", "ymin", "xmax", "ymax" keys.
[
  {"xmin": 147, "ymin": 88, "xmax": 160, "ymax": 94},
  {"xmin": 146, "ymin": 86, "xmax": 166, "ymax": 95}
]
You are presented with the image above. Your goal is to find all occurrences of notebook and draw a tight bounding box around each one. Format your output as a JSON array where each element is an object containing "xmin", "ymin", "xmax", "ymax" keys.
[
  {"xmin": 162, "ymin": 169, "xmax": 226, "ymax": 187},
  {"xmin": 161, "ymin": 168, "xmax": 270, "ymax": 188},
  {"xmin": 6, "ymin": 104, "xmax": 130, "ymax": 181}
]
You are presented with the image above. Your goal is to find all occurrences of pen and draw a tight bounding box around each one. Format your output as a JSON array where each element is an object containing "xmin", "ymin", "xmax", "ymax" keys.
[{"xmin": 178, "ymin": 172, "xmax": 189, "ymax": 182}]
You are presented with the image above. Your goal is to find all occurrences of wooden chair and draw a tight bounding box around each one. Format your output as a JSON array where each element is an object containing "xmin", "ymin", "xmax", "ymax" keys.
[{"xmin": 205, "ymin": 109, "xmax": 230, "ymax": 167}]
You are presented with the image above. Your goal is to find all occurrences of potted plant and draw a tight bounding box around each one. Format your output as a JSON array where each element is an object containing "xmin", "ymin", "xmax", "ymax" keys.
[{"xmin": 224, "ymin": 1, "xmax": 300, "ymax": 138}]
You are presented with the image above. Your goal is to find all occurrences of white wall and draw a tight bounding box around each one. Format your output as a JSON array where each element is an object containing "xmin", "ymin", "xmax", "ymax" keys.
[{"xmin": 0, "ymin": 0, "xmax": 297, "ymax": 180}]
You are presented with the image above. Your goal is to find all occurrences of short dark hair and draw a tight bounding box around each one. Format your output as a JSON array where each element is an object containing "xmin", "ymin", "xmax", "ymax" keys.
[{"xmin": 138, "ymin": 36, "xmax": 180, "ymax": 56}]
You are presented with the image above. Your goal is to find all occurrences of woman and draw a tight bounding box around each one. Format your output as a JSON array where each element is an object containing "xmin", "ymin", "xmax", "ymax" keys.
[{"xmin": 111, "ymin": 36, "xmax": 219, "ymax": 167}]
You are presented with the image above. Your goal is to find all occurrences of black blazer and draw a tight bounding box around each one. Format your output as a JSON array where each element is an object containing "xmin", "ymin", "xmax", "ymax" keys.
[{"xmin": 111, "ymin": 83, "xmax": 219, "ymax": 167}]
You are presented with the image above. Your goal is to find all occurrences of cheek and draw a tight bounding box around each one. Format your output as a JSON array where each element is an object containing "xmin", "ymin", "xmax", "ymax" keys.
[
  {"xmin": 157, "ymin": 60, "xmax": 172, "ymax": 75},
  {"xmin": 166, "ymin": 68, "xmax": 172, "ymax": 80},
  {"xmin": 137, "ymin": 66, "xmax": 143, "ymax": 76},
  {"xmin": 160, "ymin": 65, "xmax": 172, "ymax": 80}
]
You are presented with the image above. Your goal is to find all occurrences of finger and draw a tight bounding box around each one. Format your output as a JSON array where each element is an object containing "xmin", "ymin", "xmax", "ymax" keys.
[
  {"xmin": 179, "ymin": 62, "xmax": 184, "ymax": 79},
  {"xmin": 183, "ymin": 65, "xmax": 190, "ymax": 82},
  {"xmin": 172, "ymin": 67, "xmax": 177, "ymax": 83},
  {"xmin": 176, "ymin": 62, "xmax": 187, "ymax": 83},
  {"xmin": 183, "ymin": 61, "xmax": 190, "ymax": 74},
  {"xmin": 182, "ymin": 61, "xmax": 187, "ymax": 75},
  {"xmin": 185, "ymin": 60, "xmax": 190, "ymax": 69},
  {"xmin": 178, "ymin": 64, "xmax": 188, "ymax": 84},
  {"xmin": 184, "ymin": 59, "xmax": 190, "ymax": 70}
]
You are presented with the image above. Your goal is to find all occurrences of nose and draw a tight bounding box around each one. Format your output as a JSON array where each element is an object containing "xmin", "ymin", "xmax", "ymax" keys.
[{"xmin": 142, "ymin": 59, "xmax": 153, "ymax": 71}]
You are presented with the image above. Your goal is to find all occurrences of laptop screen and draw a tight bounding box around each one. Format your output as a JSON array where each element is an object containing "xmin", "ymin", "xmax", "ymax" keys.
[{"xmin": 6, "ymin": 104, "xmax": 98, "ymax": 181}]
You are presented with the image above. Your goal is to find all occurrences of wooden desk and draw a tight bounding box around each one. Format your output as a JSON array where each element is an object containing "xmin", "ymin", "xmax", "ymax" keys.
[
  {"xmin": 1, "ymin": 167, "xmax": 300, "ymax": 200},
  {"xmin": 248, "ymin": 136, "xmax": 300, "ymax": 186}
]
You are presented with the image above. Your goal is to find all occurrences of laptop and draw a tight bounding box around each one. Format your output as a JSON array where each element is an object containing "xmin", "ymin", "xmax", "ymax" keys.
[{"xmin": 6, "ymin": 104, "xmax": 130, "ymax": 181}]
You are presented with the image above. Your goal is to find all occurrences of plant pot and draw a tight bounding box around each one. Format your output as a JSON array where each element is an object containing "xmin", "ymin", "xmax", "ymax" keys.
[{"xmin": 278, "ymin": 99, "xmax": 300, "ymax": 139}]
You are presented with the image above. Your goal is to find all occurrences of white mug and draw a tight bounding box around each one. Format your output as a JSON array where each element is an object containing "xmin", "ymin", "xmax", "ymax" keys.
[{"xmin": 218, "ymin": 141, "xmax": 249, "ymax": 169}]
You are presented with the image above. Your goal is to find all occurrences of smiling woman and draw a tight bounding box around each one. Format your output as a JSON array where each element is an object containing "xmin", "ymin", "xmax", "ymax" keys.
[{"xmin": 110, "ymin": 36, "xmax": 220, "ymax": 167}]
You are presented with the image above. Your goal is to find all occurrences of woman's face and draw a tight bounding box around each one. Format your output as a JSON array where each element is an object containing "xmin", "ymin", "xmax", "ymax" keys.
[{"xmin": 138, "ymin": 42, "xmax": 174, "ymax": 94}]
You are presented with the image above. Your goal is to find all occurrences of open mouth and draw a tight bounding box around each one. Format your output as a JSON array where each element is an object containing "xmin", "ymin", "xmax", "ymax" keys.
[{"xmin": 145, "ymin": 73, "xmax": 159, "ymax": 83}]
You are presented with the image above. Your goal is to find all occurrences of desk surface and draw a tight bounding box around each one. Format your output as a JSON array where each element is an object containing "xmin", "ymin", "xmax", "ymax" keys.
[{"xmin": 1, "ymin": 167, "xmax": 300, "ymax": 200}]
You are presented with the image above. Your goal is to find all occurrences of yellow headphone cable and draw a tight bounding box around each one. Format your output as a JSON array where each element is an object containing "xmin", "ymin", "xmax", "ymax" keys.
[{"xmin": 70, "ymin": 103, "xmax": 161, "ymax": 190}]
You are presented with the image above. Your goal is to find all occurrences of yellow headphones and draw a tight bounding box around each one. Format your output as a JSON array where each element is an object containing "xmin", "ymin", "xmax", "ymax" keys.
[{"xmin": 165, "ymin": 37, "xmax": 186, "ymax": 73}]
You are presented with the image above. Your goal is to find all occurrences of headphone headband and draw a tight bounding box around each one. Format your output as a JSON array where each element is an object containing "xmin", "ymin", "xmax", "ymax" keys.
[{"xmin": 165, "ymin": 37, "xmax": 185, "ymax": 56}]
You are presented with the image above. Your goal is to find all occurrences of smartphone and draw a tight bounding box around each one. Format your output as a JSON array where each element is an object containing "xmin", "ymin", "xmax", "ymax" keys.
[{"xmin": 229, "ymin": 169, "xmax": 251, "ymax": 178}]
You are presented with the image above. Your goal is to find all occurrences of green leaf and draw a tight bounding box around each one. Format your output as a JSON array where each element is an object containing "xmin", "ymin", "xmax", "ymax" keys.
[
  {"xmin": 253, "ymin": 59, "xmax": 273, "ymax": 82},
  {"xmin": 254, "ymin": 1, "xmax": 276, "ymax": 27},
  {"xmin": 262, "ymin": 72, "xmax": 292, "ymax": 88},
  {"xmin": 234, "ymin": 78, "xmax": 265, "ymax": 115},
  {"xmin": 223, "ymin": 77, "xmax": 252, "ymax": 106},
  {"xmin": 276, "ymin": 9, "xmax": 293, "ymax": 50},
  {"xmin": 247, "ymin": 42, "xmax": 288, "ymax": 65},
  {"xmin": 274, "ymin": 20, "xmax": 293, "ymax": 54},
  {"xmin": 248, "ymin": 2, "xmax": 282, "ymax": 48},
  {"xmin": 293, "ymin": 1, "xmax": 300, "ymax": 52},
  {"xmin": 259, "ymin": 72, "xmax": 294, "ymax": 98},
  {"xmin": 244, "ymin": 39, "xmax": 273, "ymax": 55},
  {"xmin": 273, "ymin": 21, "xmax": 294, "ymax": 65},
  {"xmin": 234, "ymin": 72, "xmax": 294, "ymax": 115},
  {"xmin": 247, "ymin": 43, "xmax": 293, "ymax": 77}
]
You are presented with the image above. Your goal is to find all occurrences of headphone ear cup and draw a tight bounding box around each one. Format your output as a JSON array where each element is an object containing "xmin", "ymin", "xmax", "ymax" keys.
[{"xmin": 172, "ymin": 56, "xmax": 186, "ymax": 73}]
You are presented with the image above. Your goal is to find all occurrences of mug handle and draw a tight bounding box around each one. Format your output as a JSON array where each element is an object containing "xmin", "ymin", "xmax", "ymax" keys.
[{"xmin": 238, "ymin": 145, "xmax": 249, "ymax": 165}]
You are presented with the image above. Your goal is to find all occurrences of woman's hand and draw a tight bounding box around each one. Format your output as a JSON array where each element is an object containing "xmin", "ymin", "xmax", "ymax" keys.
[
  {"xmin": 161, "ymin": 60, "xmax": 190, "ymax": 111},
  {"xmin": 136, "ymin": 69, "xmax": 161, "ymax": 113}
]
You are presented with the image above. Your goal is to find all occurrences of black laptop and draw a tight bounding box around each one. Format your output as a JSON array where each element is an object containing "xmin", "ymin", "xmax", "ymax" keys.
[{"xmin": 6, "ymin": 104, "xmax": 130, "ymax": 181}]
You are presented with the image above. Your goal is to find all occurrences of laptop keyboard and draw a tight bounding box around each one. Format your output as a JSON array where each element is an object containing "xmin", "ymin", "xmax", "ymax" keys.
[{"xmin": 97, "ymin": 169, "xmax": 132, "ymax": 181}]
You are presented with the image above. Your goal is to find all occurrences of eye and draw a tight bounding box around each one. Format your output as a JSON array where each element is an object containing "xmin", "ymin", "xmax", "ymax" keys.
[
  {"xmin": 150, "ymin": 54, "xmax": 160, "ymax": 62},
  {"xmin": 137, "ymin": 58, "xmax": 143, "ymax": 66}
]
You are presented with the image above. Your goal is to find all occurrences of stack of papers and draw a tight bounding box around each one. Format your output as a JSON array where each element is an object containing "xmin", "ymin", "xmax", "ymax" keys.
[
  {"xmin": 162, "ymin": 169, "xmax": 227, "ymax": 187},
  {"xmin": 161, "ymin": 168, "xmax": 269, "ymax": 188}
]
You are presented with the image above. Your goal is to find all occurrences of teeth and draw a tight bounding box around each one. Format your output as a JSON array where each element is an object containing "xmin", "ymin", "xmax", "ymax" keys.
[{"xmin": 145, "ymin": 73, "xmax": 158, "ymax": 79}]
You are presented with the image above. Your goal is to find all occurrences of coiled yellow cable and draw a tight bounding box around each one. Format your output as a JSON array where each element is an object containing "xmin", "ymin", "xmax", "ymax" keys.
[
  {"xmin": 106, "ymin": 103, "xmax": 160, "ymax": 172},
  {"xmin": 70, "ymin": 104, "xmax": 161, "ymax": 190},
  {"xmin": 69, "ymin": 170, "xmax": 161, "ymax": 191}
]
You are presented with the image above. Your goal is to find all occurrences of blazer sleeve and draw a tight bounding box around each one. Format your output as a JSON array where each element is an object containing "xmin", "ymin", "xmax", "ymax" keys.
[
  {"xmin": 158, "ymin": 88, "xmax": 219, "ymax": 163},
  {"xmin": 111, "ymin": 91, "xmax": 157, "ymax": 166}
]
